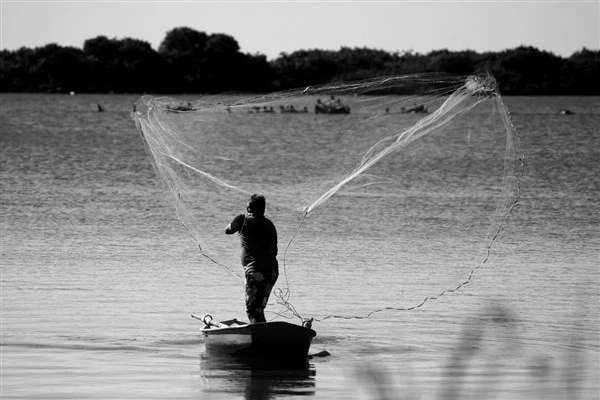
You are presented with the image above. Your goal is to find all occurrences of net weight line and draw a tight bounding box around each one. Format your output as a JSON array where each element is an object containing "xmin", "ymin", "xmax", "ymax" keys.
[{"xmin": 316, "ymin": 101, "xmax": 525, "ymax": 321}]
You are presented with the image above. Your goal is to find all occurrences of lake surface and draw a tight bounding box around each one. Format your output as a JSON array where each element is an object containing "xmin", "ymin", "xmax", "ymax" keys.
[{"xmin": 1, "ymin": 93, "xmax": 598, "ymax": 399}]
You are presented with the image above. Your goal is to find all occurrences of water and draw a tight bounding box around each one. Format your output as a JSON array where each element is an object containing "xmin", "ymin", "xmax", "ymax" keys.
[{"xmin": 1, "ymin": 93, "xmax": 599, "ymax": 399}]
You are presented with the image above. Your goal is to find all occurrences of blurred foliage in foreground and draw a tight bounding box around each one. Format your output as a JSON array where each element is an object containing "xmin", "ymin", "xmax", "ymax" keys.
[
  {"xmin": 356, "ymin": 304, "xmax": 596, "ymax": 400},
  {"xmin": 1, "ymin": 26, "xmax": 598, "ymax": 95}
]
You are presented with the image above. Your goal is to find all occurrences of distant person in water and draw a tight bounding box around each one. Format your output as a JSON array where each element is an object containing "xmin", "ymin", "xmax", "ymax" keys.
[{"xmin": 225, "ymin": 194, "xmax": 279, "ymax": 323}]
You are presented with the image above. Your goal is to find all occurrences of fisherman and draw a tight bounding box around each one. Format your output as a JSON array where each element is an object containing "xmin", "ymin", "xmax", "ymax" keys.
[{"xmin": 225, "ymin": 194, "xmax": 279, "ymax": 323}]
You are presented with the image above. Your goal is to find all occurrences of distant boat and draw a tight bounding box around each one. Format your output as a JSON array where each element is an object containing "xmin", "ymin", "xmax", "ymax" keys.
[
  {"xmin": 314, "ymin": 102, "xmax": 351, "ymax": 114},
  {"xmin": 557, "ymin": 109, "xmax": 574, "ymax": 115},
  {"xmin": 280, "ymin": 105, "xmax": 309, "ymax": 113},
  {"xmin": 400, "ymin": 104, "xmax": 428, "ymax": 114},
  {"xmin": 193, "ymin": 314, "xmax": 316, "ymax": 359}
]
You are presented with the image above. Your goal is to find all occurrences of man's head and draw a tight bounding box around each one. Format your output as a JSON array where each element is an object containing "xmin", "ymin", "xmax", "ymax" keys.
[{"xmin": 247, "ymin": 194, "xmax": 266, "ymax": 216}]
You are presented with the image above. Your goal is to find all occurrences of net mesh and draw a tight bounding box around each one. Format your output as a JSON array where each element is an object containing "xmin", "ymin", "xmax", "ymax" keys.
[{"xmin": 132, "ymin": 73, "xmax": 522, "ymax": 321}]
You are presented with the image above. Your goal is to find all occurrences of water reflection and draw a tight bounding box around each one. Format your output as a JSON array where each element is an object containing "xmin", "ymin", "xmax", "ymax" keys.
[{"xmin": 200, "ymin": 353, "xmax": 316, "ymax": 399}]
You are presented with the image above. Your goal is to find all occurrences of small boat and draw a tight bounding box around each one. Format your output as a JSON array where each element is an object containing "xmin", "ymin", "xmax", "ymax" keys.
[
  {"xmin": 193, "ymin": 314, "xmax": 316, "ymax": 359},
  {"xmin": 314, "ymin": 103, "xmax": 351, "ymax": 114},
  {"xmin": 557, "ymin": 109, "xmax": 574, "ymax": 115},
  {"xmin": 400, "ymin": 104, "xmax": 428, "ymax": 114},
  {"xmin": 279, "ymin": 105, "xmax": 309, "ymax": 113}
]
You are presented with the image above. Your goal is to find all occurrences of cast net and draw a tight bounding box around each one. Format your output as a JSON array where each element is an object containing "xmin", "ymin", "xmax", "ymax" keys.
[{"xmin": 132, "ymin": 73, "xmax": 522, "ymax": 321}]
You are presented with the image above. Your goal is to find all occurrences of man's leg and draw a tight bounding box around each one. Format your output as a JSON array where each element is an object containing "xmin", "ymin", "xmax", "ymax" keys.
[
  {"xmin": 245, "ymin": 268, "xmax": 279, "ymax": 323},
  {"xmin": 245, "ymin": 271, "xmax": 266, "ymax": 323},
  {"xmin": 261, "ymin": 267, "xmax": 279, "ymax": 308}
]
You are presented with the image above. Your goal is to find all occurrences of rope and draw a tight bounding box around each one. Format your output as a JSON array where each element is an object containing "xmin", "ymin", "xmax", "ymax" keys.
[
  {"xmin": 271, "ymin": 211, "xmax": 309, "ymax": 322},
  {"xmin": 174, "ymin": 189, "xmax": 244, "ymax": 281}
]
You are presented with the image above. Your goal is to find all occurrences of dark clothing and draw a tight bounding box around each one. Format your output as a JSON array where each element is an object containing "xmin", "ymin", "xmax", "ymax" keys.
[
  {"xmin": 226, "ymin": 213, "xmax": 279, "ymax": 323},
  {"xmin": 226, "ymin": 213, "xmax": 278, "ymax": 272}
]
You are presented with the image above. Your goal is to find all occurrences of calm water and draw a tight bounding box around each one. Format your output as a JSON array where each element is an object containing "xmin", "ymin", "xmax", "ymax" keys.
[{"xmin": 1, "ymin": 93, "xmax": 598, "ymax": 399}]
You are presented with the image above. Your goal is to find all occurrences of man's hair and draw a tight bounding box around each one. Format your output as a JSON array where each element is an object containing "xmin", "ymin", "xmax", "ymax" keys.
[{"xmin": 247, "ymin": 194, "xmax": 266, "ymax": 216}]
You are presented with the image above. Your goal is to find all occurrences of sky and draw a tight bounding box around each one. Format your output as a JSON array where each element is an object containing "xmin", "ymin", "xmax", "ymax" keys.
[{"xmin": 1, "ymin": 1, "xmax": 598, "ymax": 60}]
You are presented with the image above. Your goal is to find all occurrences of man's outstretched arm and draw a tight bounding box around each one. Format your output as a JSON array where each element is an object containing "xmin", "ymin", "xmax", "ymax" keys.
[{"xmin": 225, "ymin": 214, "xmax": 244, "ymax": 234}]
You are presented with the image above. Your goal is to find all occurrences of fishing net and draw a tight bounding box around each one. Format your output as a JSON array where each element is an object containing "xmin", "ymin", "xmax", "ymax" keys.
[{"xmin": 132, "ymin": 73, "xmax": 522, "ymax": 321}]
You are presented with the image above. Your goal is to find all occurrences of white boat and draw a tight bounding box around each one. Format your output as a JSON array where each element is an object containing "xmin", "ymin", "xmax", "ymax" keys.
[{"xmin": 193, "ymin": 314, "xmax": 316, "ymax": 359}]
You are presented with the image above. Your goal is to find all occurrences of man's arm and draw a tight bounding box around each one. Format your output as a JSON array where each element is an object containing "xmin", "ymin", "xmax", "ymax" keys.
[{"xmin": 225, "ymin": 214, "xmax": 244, "ymax": 234}]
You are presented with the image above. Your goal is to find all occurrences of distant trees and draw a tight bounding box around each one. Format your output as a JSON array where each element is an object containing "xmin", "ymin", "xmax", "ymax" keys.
[
  {"xmin": 560, "ymin": 48, "xmax": 600, "ymax": 95},
  {"xmin": 157, "ymin": 28, "xmax": 274, "ymax": 93},
  {"xmin": 158, "ymin": 27, "xmax": 209, "ymax": 92},
  {"xmin": 271, "ymin": 47, "xmax": 398, "ymax": 88},
  {"xmin": 83, "ymin": 36, "xmax": 172, "ymax": 93},
  {"xmin": 271, "ymin": 46, "xmax": 599, "ymax": 95},
  {"xmin": 425, "ymin": 50, "xmax": 482, "ymax": 75},
  {"xmin": 0, "ymin": 44, "xmax": 86, "ymax": 92},
  {"xmin": 484, "ymin": 46, "xmax": 564, "ymax": 94},
  {"xmin": 0, "ymin": 37, "xmax": 170, "ymax": 93},
  {"xmin": 0, "ymin": 27, "xmax": 598, "ymax": 95}
]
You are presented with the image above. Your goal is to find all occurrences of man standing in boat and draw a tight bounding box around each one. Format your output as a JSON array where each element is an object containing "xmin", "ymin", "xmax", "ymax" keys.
[{"xmin": 225, "ymin": 194, "xmax": 279, "ymax": 324}]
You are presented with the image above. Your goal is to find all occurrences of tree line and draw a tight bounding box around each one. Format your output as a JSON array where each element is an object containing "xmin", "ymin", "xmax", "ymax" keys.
[{"xmin": 1, "ymin": 26, "xmax": 598, "ymax": 95}]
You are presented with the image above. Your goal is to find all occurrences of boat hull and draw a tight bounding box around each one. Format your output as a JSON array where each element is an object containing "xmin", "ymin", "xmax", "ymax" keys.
[{"xmin": 202, "ymin": 320, "xmax": 316, "ymax": 359}]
